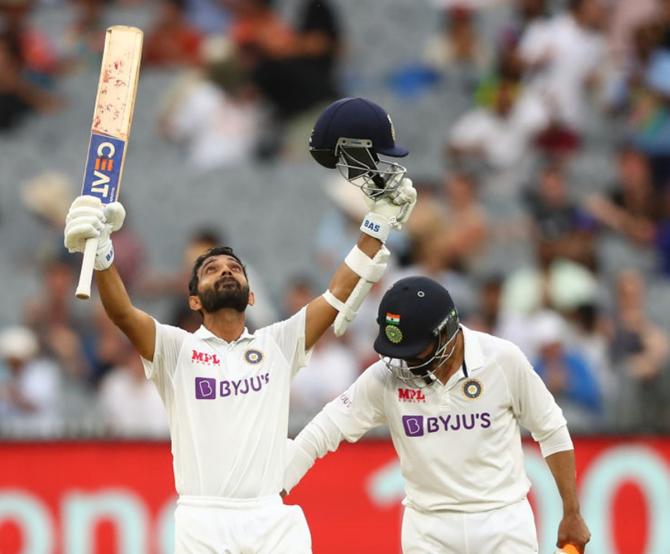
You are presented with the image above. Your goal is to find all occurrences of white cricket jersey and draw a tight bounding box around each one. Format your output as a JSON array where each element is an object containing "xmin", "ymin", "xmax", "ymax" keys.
[
  {"xmin": 305, "ymin": 326, "xmax": 569, "ymax": 512},
  {"xmin": 142, "ymin": 309, "xmax": 310, "ymax": 498}
]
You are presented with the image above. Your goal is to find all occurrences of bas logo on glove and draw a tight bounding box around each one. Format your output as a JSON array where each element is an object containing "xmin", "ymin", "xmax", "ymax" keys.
[{"xmin": 363, "ymin": 219, "xmax": 381, "ymax": 234}]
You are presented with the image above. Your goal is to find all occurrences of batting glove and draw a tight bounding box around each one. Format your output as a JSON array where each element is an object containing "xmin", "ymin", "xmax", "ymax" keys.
[
  {"xmin": 64, "ymin": 195, "xmax": 126, "ymax": 271},
  {"xmin": 360, "ymin": 177, "xmax": 417, "ymax": 242}
]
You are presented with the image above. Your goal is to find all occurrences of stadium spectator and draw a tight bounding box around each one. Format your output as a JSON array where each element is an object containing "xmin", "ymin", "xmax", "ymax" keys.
[
  {"xmin": 144, "ymin": 0, "xmax": 203, "ymax": 67},
  {"xmin": 0, "ymin": 0, "xmax": 59, "ymax": 84},
  {"xmin": 158, "ymin": 38, "xmax": 259, "ymax": 170},
  {"xmin": 230, "ymin": 0, "xmax": 342, "ymax": 158},
  {"xmin": 531, "ymin": 310, "xmax": 604, "ymax": 432},
  {"xmin": 496, "ymin": 0, "xmax": 548, "ymax": 80},
  {"xmin": 610, "ymin": 269, "xmax": 669, "ymax": 430},
  {"xmin": 655, "ymin": 186, "xmax": 670, "ymax": 275},
  {"xmin": 465, "ymin": 273, "xmax": 504, "ymax": 336},
  {"xmin": 438, "ymin": 172, "xmax": 488, "ymax": 271},
  {"xmin": 448, "ymin": 77, "xmax": 549, "ymax": 172},
  {"xmin": 524, "ymin": 164, "xmax": 596, "ymax": 269},
  {"xmin": 0, "ymin": 22, "xmax": 61, "ymax": 131},
  {"xmin": 98, "ymin": 346, "xmax": 168, "ymax": 437},
  {"xmin": 23, "ymin": 257, "xmax": 93, "ymax": 382},
  {"xmin": 423, "ymin": 5, "xmax": 489, "ymax": 93},
  {"xmin": 57, "ymin": 0, "xmax": 106, "ymax": 71},
  {"xmin": 566, "ymin": 302, "xmax": 616, "ymax": 413},
  {"xmin": 0, "ymin": 326, "xmax": 62, "ymax": 435},
  {"xmin": 586, "ymin": 146, "xmax": 658, "ymax": 246},
  {"xmin": 626, "ymin": 46, "xmax": 670, "ymax": 186},
  {"xmin": 518, "ymin": 0, "xmax": 606, "ymax": 147}
]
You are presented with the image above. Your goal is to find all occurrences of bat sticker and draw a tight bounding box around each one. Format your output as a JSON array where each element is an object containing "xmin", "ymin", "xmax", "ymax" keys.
[{"xmin": 81, "ymin": 132, "xmax": 126, "ymax": 204}]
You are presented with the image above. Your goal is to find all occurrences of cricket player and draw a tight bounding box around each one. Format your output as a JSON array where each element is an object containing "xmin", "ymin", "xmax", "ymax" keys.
[
  {"xmin": 63, "ymin": 97, "xmax": 416, "ymax": 553},
  {"xmin": 284, "ymin": 276, "xmax": 592, "ymax": 553}
]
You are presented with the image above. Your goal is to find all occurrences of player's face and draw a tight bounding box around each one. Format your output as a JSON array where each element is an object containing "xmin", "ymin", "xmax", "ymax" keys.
[
  {"xmin": 196, "ymin": 255, "xmax": 250, "ymax": 313},
  {"xmin": 404, "ymin": 340, "xmax": 440, "ymax": 375}
]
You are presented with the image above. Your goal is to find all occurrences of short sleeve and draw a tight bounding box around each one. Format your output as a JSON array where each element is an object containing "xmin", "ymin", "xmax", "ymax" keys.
[
  {"xmin": 264, "ymin": 308, "xmax": 311, "ymax": 376},
  {"xmin": 323, "ymin": 363, "xmax": 388, "ymax": 442},
  {"xmin": 141, "ymin": 319, "xmax": 190, "ymax": 384},
  {"xmin": 506, "ymin": 343, "xmax": 568, "ymax": 443}
]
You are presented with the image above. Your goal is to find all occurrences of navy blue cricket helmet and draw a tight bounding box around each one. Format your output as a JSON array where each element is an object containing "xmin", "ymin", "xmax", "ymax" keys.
[{"xmin": 309, "ymin": 97, "xmax": 409, "ymax": 197}]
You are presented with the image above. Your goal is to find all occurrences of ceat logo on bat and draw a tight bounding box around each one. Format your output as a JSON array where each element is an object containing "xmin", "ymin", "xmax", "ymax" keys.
[
  {"xmin": 81, "ymin": 132, "xmax": 125, "ymax": 203},
  {"xmin": 191, "ymin": 350, "xmax": 221, "ymax": 366},
  {"xmin": 398, "ymin": 388, "xmax": 426, "ymax": 403}
]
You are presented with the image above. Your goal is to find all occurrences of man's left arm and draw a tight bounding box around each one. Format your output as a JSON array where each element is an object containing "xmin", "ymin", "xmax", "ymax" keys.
[
  {"xmin": 545, "ymin": 450, "xmax": 591, "ymax": 551},
  {"xmin": 304, "ymin": 179, "xmax": 416, "ymax": 349},
  {"xmin": 508, "ymin": 344, "xmax": 591, "ymax": 552}
]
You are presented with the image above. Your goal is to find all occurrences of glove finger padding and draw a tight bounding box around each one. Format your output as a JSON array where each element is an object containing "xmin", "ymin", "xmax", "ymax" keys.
[
  {"xmin": 390, "ymin": 178, "xmax": 416, "ymax": 205},
  {"xmin": 103, "ymin": 202, "xmax": 126, "ymax": 232},
  {"xmin": 71, "ymin": 195, "xmax": 103, "ymax": 210},
  {"xmin": 64, "ymin": 221, "xmax": 103, "ymax": 252}
]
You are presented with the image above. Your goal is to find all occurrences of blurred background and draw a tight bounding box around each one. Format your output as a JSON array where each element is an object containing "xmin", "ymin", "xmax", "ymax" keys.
[{"xmin": 1, "ymin": 0, "xmax": 669, "ymax": 552}]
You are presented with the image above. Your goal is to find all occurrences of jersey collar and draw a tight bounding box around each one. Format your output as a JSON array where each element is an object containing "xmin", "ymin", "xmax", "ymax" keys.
[
  {"xmin": 194, "ymin": 325, "xmax": 254, "ymax": 344},
  {"xmin": 460, "ymin": 325, "xmax": 485, "ymax": 376}
]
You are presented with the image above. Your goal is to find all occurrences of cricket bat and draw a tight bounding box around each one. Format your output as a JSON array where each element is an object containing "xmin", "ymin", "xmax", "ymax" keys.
[{"xmin": 75, "ymin": 26, "xmax": 143, "ymax": 299}]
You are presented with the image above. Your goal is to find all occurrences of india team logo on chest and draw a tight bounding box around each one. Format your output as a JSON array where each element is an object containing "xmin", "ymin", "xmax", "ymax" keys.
[
  {"xmin": 244, "ymin": 349, "xmax": 263, "ymax": 364},
  {"xmin": 463, "ymin": 379, "xmax": 482, "ymax": 399}
]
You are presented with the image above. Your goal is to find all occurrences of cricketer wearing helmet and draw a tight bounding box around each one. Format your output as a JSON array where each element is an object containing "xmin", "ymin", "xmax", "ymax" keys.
[
  {"xmin": 284, "ymin": 276, "xmax": 591, "ymax": 554},
  {"xmin": 63, "ymin": 98, "xmax": 416, "ymax": 553}
]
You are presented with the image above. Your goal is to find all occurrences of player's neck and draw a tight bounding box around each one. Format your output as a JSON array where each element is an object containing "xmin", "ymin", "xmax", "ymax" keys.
[
  {"xmin": 202, "ymin": 310, "xmax": 246, "ymax": 342},
  {"xmin": 435, "ymin": 331, "xmax": 465, "ymax": 385}
]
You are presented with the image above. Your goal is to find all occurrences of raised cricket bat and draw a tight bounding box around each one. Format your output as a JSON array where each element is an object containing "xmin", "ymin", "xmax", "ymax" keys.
[{"xmin": 75, "ymin": 26, "xmax": 143, "ymax": 299}]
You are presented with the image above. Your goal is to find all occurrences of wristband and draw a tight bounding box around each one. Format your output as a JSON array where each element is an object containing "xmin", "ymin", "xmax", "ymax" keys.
[{"xmin": 360, "ymin": 212, "xmax": 391, "ymax": 242}]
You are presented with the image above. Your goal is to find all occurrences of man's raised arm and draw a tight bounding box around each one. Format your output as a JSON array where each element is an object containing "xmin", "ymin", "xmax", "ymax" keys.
[
  {"xmin": 65, "ymin": 196, "xmax": 155, "ymax": 360},
  {"xmin": 304, "ymin": 178, "xmax": 416, "ymax": 350}
]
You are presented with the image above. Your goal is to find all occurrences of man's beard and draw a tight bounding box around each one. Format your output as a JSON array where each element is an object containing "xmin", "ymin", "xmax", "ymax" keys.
[{"xmin": 199, "ymin": 278, "xmax": 250, "ymax": 313}]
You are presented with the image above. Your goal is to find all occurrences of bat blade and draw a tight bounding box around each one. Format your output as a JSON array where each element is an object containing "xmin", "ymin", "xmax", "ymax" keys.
[{"xmin": 75, "ymin": 26, "xmax": 143, "ymax": 300}]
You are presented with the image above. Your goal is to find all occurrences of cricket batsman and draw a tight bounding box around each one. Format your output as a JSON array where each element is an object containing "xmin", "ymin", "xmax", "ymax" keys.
[
  {"xmin": 284, "ymin": 276, "xmax": 592, "ymax": 553},
  {"xmin": 62, "ymin": 97, "xmax": 416, "ymax": 552}
]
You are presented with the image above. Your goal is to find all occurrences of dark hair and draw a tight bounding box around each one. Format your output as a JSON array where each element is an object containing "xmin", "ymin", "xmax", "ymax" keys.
[{"xmin": 188, "ymin": 246, "xmax": 247, "ymax": 296}]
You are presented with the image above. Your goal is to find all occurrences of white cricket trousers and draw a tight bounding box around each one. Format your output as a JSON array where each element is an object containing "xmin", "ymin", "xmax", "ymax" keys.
[
  {"xmin": 175, "ymin": 495, "xmax": 311, "ymax": 554},
  {"xmin": 402, "ymin": 498, "xmax": 538, "ymax": 554}
]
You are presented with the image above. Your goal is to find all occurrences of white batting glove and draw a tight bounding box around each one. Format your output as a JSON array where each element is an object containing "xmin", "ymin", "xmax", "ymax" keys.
[
  {"xmin": 360, "ymin": 177, "xmax": 417, "ymax": 242},
  {"xmin": 64, "ymin": 195, "xmax": 126, "ymax": 271}
]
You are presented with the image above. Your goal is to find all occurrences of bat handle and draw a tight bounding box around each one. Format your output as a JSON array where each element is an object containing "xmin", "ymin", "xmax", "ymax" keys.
[{"xmin": 75, "ymin": 237, "xmax": 99, "ymax": 300}]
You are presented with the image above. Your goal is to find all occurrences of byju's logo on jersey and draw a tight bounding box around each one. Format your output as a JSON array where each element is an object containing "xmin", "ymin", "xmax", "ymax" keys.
[
  {"xmin": 398, "ymin": 388, "xmax": 426, "ymax": 403},
  {"xmin": 195, "ymin": 374, "xmax": 270, "ymax": 399},
  {"xmin": 195, "ymin": 378, "xmax": 217, "ymax": 399},
  {"xmin": 402, "ymin": 416, "xmax": 425, "ymax": 437},
  {"xmin": 192, "ymin": 350, "xmax": 221, "ymax": 366},
  {"xmin": 402, "ymin": 412, "xmax": 492, "ymax": 437}
]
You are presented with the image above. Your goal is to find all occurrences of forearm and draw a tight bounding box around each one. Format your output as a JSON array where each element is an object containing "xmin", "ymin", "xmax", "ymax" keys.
[
  {"xmin": 95, "ymin": 265, "xmax": 135, "ymax": 324},
  {"xmin": 285, "ymin": 410, "xmax": 347, "ymax": 493},
  {"xmin": 328, "ymin": 234, "xmax": 382, "ymax": 302},
  {"xmin": 545, "ymin": 449, "xmax": 580, "ymax": 515}
]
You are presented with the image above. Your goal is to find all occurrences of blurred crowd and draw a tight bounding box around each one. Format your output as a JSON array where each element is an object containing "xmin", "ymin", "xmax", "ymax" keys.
[{"xmin": 2, "ymin": 0, "xmax": 670, "ymax": 438}]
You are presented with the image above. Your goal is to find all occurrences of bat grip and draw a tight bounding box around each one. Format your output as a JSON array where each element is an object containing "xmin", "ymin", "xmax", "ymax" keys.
[{"xmin": 75, "ymin": 237, "xmax": 99, "ymax": 300}]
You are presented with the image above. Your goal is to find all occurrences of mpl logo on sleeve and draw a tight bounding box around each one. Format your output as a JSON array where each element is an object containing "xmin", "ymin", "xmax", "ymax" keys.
[{"xmin": 82, "ymin": 133, "xmax": 125, "ymax": 203}]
